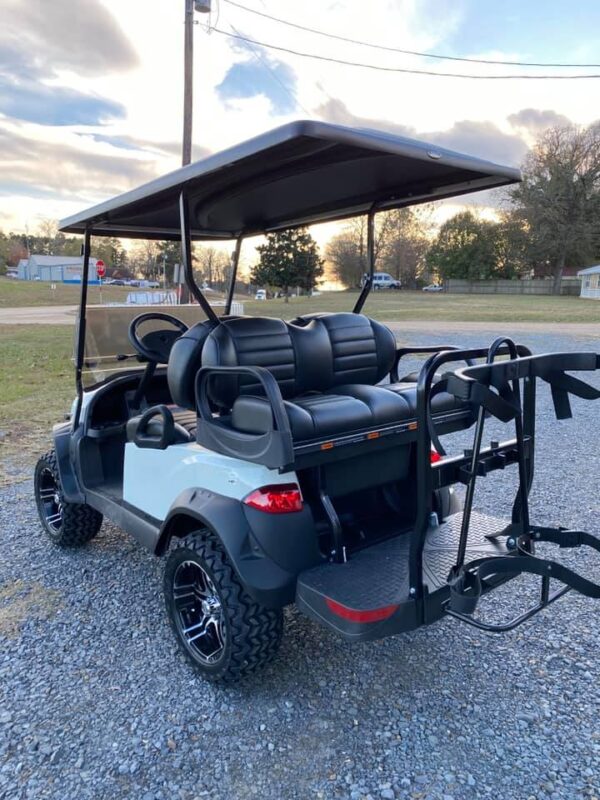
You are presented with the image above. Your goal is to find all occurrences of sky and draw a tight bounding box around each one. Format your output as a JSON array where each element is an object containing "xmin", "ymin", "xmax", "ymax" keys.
[{"xmin": 0, "ymin": 0, "xmax": 599, "ymax": 237}]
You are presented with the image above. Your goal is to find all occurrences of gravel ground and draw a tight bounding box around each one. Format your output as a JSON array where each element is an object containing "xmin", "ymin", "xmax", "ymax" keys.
[{"xmin": 1, "ymin": 329, "xmax": 599, "ymax": 800}]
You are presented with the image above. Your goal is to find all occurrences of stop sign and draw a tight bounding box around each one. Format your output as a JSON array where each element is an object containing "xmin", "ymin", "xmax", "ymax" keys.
[{"xmin": 96, "ymin": 259, "xmax": 106, "ymax": 279}]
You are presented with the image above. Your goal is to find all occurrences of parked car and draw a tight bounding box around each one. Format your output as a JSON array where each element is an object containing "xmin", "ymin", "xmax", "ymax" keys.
[
  {"xmin": 255, "ymin": 289, "xmax": 267, "ymax": 300},
  {"xmin": 422, "ymin": 283, "xmax": 444, "ymax": 292},
  {"xmin": 5, "ymin": 270, "xmax": 18, "ymax": 279},
  {"xmin": 371, "ymin": 272, "xmax": 401, "ymax": 290}
]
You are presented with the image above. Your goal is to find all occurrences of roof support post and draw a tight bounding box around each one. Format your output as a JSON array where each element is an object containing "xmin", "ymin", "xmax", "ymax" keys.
[
  {"xmin": 352, "ymin": 205, "xmax": 376, "ymax": 314},
  {"xmin": 73, "ymin": 226, "xmax": 92, "ymax": 429},
  {"xmin": 179, "ymin": 190, "xmax": 219, "ymax": 322},
  {"xmin": 225, "ymin": 236, "xmax": 243, "ymax": 315}
]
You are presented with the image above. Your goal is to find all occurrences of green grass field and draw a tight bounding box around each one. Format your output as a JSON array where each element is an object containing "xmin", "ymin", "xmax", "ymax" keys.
[
  {"xmin": 0, "ymin": 325, "xmax": 74, "ymax": 484},
  {"xmin": 0, "ymin": 278, "xmax": 141, "ymax": 307},
  {"xmin": 2, "ymin": 277, "xmax": 598, "ymax": 322},
  {"xmin": 243, "ymin": 291, "xmax": 599, "ymax": 323}
]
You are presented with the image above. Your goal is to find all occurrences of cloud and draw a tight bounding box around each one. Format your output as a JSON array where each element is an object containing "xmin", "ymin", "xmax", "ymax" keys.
[
  {"xmin": 508, "ymin": 108, "xmax": 572, "ymax": 134},
  {"xmin": 1, "ymin": 0, "xmax": 137, "ymax": 78},
  {"xmin": 317, "ymin": 98, "xmax": 527, "ymax": 166},
  {"xmin": 426, "ymin": 120, "xmax": 527, "ymax": 166},
  {"xmin": 86, "ymin": 134, "xmax": 210, "ymax": 162},
  {"xmin": 0, "ymin": 124, "xmax": 162, "ymax": 204},
  {"xmin": 216, "ymin": 43, "xmax": 298, "ymax": 114},
  {"xmin": 0, "ymin": 80, "xmax": 125, "ymax": 126},
  {"xmin": 0, "ymin": 0, "xmax": 135, "ymax": 126}
]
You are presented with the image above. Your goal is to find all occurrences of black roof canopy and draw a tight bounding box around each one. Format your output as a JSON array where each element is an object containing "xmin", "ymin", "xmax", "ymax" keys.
[{"xmin": 59, "ymin": 120, "xmax": 521, "ymax": 240}]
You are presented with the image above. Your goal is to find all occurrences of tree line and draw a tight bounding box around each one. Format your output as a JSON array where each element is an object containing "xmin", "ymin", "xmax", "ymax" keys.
[{"xmin": 325, "ymin": 122, "xmax": 600, "ymax": 294}]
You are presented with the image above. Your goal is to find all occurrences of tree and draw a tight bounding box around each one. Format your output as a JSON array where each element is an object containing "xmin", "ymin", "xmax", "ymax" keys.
[
  {"xmin": 326, "ymin": 209, "xmax": 432, "ymax": 289},
  {"xmin": 378, "ymin": 208, "xmax": 431, "ymax": 288},
  {"xmin": 427, "ymin": 210, "xmax": 516, "ymax": 281},
  {"xmin": 195, "ymin": 246, "xmax": 231, "ymax": 290},
  {"xmin": 251, "ymin": 228, "xmax": 324, "ymax": 302},
  {"xmin": 511, "ymin": 124, "xmax": 600, "ymax": 293},
  {"xmin": 130, "ymin": 241, "xmax": 160, "ymax": 280},
  {"xmin": 325, "ymin": 218, "xmax": 368, "ymax": 288},
  {"xmin": 36, "ymin": 218, "xmax": 59, "ymax": 255}
]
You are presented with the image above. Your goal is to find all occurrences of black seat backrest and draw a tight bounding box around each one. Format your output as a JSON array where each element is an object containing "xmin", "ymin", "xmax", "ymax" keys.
[
  {"xmin": 167, "ymin": 316, "xmax": 244, "ymax": 409},
  {"xmin": 201, "ymin": 316, "xmax": 333, "ymax": 407},
  {"xmin": 295, "ymin": 312, "xmax": 396, "ymax": 387},
  {"xmin": 202, "ymin": 313, "xmax": 397, "ymax": 408}
]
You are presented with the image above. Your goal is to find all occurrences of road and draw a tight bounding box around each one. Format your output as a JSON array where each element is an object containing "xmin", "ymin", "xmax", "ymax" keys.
[{"xmin": 1, "ymin": 303, "xmax": 599, "ymax": 337}]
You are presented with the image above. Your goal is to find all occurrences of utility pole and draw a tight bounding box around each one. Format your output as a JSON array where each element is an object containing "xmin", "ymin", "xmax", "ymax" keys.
[
  {"xmin": 181, "ymin": 0, "xmax": 210, "ymax": 302},
  {"xmin": 182, "ymin": 0, "xmax": 211, "ymax": 167},
  {"xmin": 182, "ymin": 0, "xmax": 194, "ymax": 167}
]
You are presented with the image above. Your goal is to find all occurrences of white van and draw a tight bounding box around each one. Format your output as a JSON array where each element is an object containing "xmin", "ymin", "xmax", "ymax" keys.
[
  {"xmin": 255, "ymin": 289, "xmax": 267, "ymax": 300},
  {"xmin": 372, "ymin": 272, "xmax": 401, "ymax": 290}
]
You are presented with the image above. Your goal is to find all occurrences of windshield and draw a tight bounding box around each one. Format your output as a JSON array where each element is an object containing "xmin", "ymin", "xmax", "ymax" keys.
[{"xmin": 80, "ymin": 302, "xmax": 211, "ymax": 390}]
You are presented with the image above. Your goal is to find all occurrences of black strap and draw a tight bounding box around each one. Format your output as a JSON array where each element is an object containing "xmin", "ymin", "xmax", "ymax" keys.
[
  {"xmin": 544, "ymin": 370, "xmax": 600, "ymax": 420},
  {"xmin": 469, "ymin": 382, "xmax": 520, "ymax": 422}
]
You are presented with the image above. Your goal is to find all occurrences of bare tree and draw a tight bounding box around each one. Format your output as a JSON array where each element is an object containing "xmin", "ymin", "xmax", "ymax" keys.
[
  {"xmin": 195, "ymin": 246, "xmax": 231, "ymax": 290},
  {"xmin": 36, "ymin": 218, "xmax": 59, "ymax": 255},
  {"xmin": 326, "ymin": 208, "xmax": 432, "ymax": 288},
  {"xmin": 511, "ymin": 124, "xmax": 600, "ymax": 294}
]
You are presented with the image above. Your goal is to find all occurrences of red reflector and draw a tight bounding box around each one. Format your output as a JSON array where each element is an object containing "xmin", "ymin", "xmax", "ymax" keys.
[
  {"xmin": 325, "ymin": 598, "xmax": 400, "ymax": 623},
  {"xmin": 430, "ymin": 448, "xmax": 442, "ymax": 464},
  {"xmin": 243, "ymin": 484, "xmax": 303, "ymax": 514}
]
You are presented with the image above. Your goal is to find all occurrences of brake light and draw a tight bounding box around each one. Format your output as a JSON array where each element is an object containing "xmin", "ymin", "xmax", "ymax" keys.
[
  {"xmin": 243, "ymin": 484, "xmax": 303, "ymax": 514},
  {"xmin": 430, "ymin": 448, "xmax": 442, "ymax": 464}
]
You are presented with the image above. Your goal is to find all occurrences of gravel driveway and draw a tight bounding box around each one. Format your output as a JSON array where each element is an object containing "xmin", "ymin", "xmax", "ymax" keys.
[{"xmin": 1, "ymin": 329, "xmax": 599, "ymax": 800}]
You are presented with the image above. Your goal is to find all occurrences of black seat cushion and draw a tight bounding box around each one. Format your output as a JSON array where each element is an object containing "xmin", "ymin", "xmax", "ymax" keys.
[
  {"xmin": 384, "ymin": 382, "xmax": 465, "ymax": 415},
  {"xmin": 232, "ymin": 384, "xmax": 412, "ymax": 441}
]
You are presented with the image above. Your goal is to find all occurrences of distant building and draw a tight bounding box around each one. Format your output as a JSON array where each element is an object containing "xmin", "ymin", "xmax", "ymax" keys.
[
  {"xmin": 577, "ymin": 265, "xmax": 600, "ymax": 299},
  {"xmin": 16, "ymin": 255, "xmax": 100, "ymax": 283}
]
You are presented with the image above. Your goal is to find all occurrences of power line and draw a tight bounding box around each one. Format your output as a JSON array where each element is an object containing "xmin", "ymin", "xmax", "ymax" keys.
[
  {"xmin": 222, "ymin": 0, "xmax": 600, "ymax": 69},
  {"xmin": 213, "ymin": 28, "xmax": 600, "ymax": 79}
]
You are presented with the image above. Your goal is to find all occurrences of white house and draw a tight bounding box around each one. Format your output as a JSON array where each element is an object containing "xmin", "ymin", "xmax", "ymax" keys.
[
  {"xmin": 17, "ymin": 255, "xmax": 98, "ymax": 283},
  {"xmin": 577, "ymin": 265, "xmax": 600, "ymax": 299}
]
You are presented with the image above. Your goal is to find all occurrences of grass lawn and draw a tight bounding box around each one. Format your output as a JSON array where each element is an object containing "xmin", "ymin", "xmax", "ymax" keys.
[
  {"xmin": 243, "ymin": 291, "xmax": 599, "ymax": 323},
  {"xmin": 2, "ymin": 278, "xmax": 599, "ymax": 323},
  {"xmin": 0, "ymin": 278, "xmax": 140, "ymax": 307},
  {"xmin": 0, "ymin": 325, "xmax": 75, "ymax": 485}
]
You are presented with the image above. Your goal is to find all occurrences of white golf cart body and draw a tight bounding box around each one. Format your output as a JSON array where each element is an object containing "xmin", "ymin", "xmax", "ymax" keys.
[{"xmin": 38, "ymin": 120, "xmax": 600, "ymax": 679}]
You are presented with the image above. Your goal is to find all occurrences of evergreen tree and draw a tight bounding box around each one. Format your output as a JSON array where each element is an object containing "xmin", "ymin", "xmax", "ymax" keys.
[{"xmin": 251, "ymin": 228, "xmax": 324, "ymax": 302}]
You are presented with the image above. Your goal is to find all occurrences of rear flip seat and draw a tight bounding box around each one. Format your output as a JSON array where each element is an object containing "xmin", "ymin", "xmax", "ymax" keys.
[{"xmin": 200, "ymin": 314, "xmax": 464, "ymax": 443}]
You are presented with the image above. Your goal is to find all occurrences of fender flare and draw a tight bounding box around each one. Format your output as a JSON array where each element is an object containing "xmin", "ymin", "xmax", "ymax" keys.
[
  {"xmin": 157, "ymin": 487, "xmax": 295, "ymax": 608},
  {"xmin": 52, "ymin": 422, "xmax": 85, "ymax": 504}
]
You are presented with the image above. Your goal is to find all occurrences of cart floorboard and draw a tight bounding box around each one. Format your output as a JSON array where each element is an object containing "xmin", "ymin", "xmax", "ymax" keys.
[{"xmin": 296, "ymin": 511, "xmax": 510, "ymax": 640}]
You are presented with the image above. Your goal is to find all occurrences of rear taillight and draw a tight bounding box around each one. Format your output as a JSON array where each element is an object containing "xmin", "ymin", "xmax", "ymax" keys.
[
  {"xmin": 430, "ymin": 448, "xmax": 442, "ymax": 464},
  {"xmin": 243, "ymin": 484, "xmax": 303, "ymax": 514}
]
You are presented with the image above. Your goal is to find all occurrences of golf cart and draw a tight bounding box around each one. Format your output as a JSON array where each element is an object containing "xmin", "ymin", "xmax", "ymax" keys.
[{"xmin": 35, "ymin": 121, "xmax": 600, "ymax": 683}]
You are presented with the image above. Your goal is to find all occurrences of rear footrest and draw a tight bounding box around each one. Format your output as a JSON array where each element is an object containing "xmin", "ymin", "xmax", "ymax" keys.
[{"xmin": 296, "ymin": 511, "xmax": 511, "ymax": 641}]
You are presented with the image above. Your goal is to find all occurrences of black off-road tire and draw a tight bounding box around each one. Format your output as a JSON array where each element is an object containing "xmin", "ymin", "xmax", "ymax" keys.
[
  {"xmin": 34, "ymin": 450, "xmax": 103, "ymax": 547},
  {"xmin": 164, "ymin": 531, "xmax": 284, "ymax": 683}
]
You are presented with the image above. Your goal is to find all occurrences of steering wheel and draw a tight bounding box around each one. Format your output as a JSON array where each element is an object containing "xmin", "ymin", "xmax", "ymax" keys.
[{"xmin": 128, "ymin": 312, "xmax": 189, "ymax": 364}]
